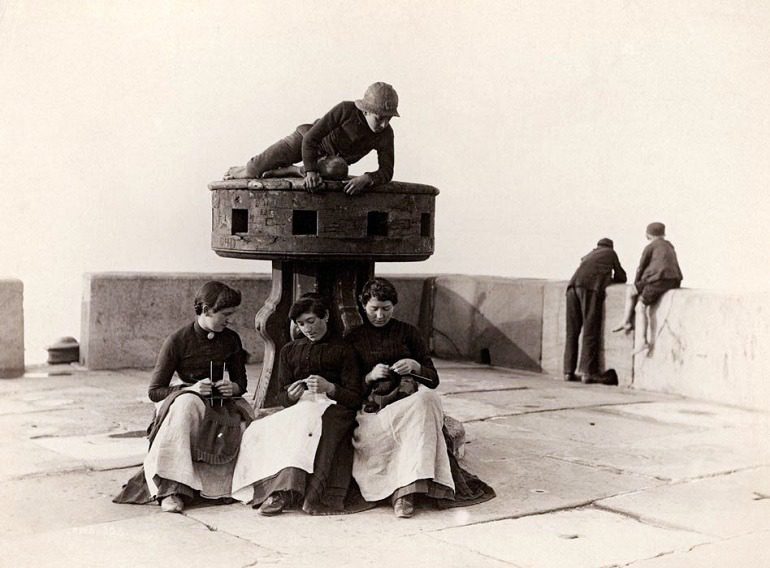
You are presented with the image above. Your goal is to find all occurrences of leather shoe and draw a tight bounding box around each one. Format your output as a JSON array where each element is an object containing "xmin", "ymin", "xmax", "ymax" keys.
[
  {"xmin": 563, "ymin": 373, "xmax": 580, "ymax": 382},
  {"xmin": 258, "ymin": 492, "xmax": 286, "ymax": 516},
  {"xmin": 601, "ymin": 369, "xmax": 619, "ymax": 386},
  {"xmin": 393, "ymin": 495, "xmax": 415, "ymax": 518},
  {"xmin": 581, "ymin": 374, "xmax": 602, "ymax": 384},
  {"xmin": 160, "ymin": 494, "xmax": 185, "ymax": 513}
]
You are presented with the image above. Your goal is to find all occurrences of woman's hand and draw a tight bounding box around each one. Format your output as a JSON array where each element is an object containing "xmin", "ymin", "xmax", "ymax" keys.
[
  {"xmin": 344, "ymin": 174, "xmax": 372, "ymax": 195},
  {"xmin": 186, "ymin": 378, "xmax": 213, "ymax": 397},
  {"xmin": 287, "ymin": 380, "xmax": 306, "ymax": 402},
  {"xmin": 365, "ymin": 363, "xmax": 391, "ymax": 384},
  {"xmin": 391, "ymin": 358, "xmax": 420, "ymax": 376},
  {"xmin": 214, "ymin": 380, "xmax": 240, "ymax": 397},
  {"xmin": 305, "ymin": 374, "xmax": 335, "ymax": 395},
  {"xmin": 304, "ymin": 171, "xmax": 322, "ymax": 191}
]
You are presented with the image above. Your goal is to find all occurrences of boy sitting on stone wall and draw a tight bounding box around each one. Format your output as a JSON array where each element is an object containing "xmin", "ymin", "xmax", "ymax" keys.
[
  {"xmin": 613, "ymin": 222, "xmax": 683, "ymax": 353},
  {"xmin": 224, "ymin": 82, "xmax": 399, "ymax": 195}
]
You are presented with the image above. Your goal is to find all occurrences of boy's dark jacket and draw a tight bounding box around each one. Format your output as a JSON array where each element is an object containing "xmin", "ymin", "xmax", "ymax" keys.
[
  {"xmin": 635, "ymin": 239, "xmax": 683, "ymax": 287},
  {"xmin": 302, "ymin": 101, "xmax": 394, "ymax": 185},
  {"xmin": 569, "ymin": 245, "xmax": 627, "ymax": 291}
]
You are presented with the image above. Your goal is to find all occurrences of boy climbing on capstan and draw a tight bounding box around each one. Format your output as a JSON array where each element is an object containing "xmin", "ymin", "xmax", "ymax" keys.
[{"xmin": 224, "ymin": 82, "xmax": 399, "ymax": 195}]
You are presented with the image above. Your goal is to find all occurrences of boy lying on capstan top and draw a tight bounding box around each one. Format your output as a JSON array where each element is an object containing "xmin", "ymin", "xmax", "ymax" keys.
[{"xmin": 224, "ymin": 82, "xmax": 399, "ymax": 195}]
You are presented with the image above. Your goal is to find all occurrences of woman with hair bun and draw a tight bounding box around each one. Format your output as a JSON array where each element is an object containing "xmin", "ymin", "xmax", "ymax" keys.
[
  {"xmin": 347, "ymin": 277, "xmax": 495, "ymax": 518},
  {"xmin": 115, "ymin": 281, "xmax": 254, "ymax": 513},
  {"xmin": 231, "ymin": 294, "xmax": 362, "ymax": 515}
]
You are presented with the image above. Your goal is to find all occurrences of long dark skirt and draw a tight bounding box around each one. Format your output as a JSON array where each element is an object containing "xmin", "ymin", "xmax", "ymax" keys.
[{"xmin": 245, "ymin": 404, "xmax": 365, "ymax": 515}]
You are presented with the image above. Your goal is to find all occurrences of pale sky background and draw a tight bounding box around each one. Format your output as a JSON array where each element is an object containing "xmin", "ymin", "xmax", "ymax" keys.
[{"xmin": 2, "ymin": 0, "xmax": 769, "ymax": 363}]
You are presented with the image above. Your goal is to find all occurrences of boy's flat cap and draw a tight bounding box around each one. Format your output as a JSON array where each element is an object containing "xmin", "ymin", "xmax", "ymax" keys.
[
  {"xmin": 646, "ymin": 222, "xmax": 666, "ymax": 236},
  {"xmin": 355, "ymin": 82, "xmax": 400, "ymax": 117}
]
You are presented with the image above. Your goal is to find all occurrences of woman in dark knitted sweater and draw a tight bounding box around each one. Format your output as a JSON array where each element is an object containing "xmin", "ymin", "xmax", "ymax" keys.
[
  {"xmin": 346, "ymin": 278, "xmax": 494, "ymax": 518},
  {"xmin": 114, "ymin": 281, "xmax": 254, "ymax": 513},
  {"xmin": 231, "ymin": 295, "xmax": 362, "ymax": 515}
]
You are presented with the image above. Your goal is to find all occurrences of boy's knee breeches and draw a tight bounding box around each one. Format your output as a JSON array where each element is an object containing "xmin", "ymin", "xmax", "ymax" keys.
[
  {"xmin": 638, "ymin": 279, "xmax": 680, "ymax": 306},
  {"xmin": 247, "ymin": 129, "xmax": 305, "ymax": 176}
]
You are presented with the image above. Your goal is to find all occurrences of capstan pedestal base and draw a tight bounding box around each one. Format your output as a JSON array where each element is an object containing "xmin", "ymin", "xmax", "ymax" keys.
[{"xmin": 253, "ymin": 259, "xmax": 373, "ymax": 408}]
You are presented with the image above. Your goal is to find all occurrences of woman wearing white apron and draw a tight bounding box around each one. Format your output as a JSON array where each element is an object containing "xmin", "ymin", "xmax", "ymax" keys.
[
  {"xmin": 346, "ymin": 278, "xmax": 495, "ymax": 518},
  {"xmin": 114, "ymin": 281, "xmax": 254, "ymax": 513},
  {"xmin": 232, "ymin": 295, "xmax": 362, "ymax": 515}
]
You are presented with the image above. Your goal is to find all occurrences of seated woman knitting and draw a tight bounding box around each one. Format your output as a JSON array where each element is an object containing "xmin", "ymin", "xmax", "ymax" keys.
[
  {"xmin": 346, "ymin": 278, "xmax": 495, "ymax": 518},
  {"xmin": 114, "ymin": 281, "xmax": 255, "ymax": 513},
  {"xmin": 231, "ymin": 295, "xmax": 362, "ymax": 515}
]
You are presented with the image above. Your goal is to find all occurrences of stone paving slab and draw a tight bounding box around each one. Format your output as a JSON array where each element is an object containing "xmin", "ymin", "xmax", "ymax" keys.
[
  {"xmin": 542, "ymin": 425, "xmax": 770, "ymax": 482},
  {"xmin": 282, "ymin": 533, "xmax": 516, "ymax": 568},
  {"xmin": 444, "ymin": 386, "xmax": 668, "ymax": 422},
  {"xmin": 0, "ymin": 468, "xmax": 152, "ymax": 536},
  {"xmin": 464, "ymin": 420, "xmax": 588, "ymax": 463},
  {"xmin": 463, "ymin": 424, "xmax": 664, "ymax": 511},
  {"xmin": 0, "ymin": 398, "xmax": 49, "ymax": 415},
  {"xmin": 439, "ymin": 365, "xmax": 555, "ymax": 394},
  {"xmin": 597, "ymin": 467, "xmax": 770, "ymax": 538},
  {"xmin": 487, "ymin": 406, "xmax": 699, "ymax": 447},
  {"xmin": 16, "ymin": 385, "xmax": 111, "ymax": 404},
  {"xmin": 148, "ymin": 434, "xmax": 658, "ymax": 552},
  {"xmin": 0, "ymin": 440, "xmax": 86, "ymax": 481},
  {"xmin": 0, "ymin": 427, "xmax": 146, "ymax": 482},
  {"xmin": 441, "ymin": 395, "xmax": 508, "ymax": 422},
  {"xmin": 430, "ymin": 507, "xmax": 710, "ymax": 568},
  {"xmin": 32, "ymin": 433, "xmax": 146, "ymax": 470},
  {"xmin": 0, "ymin": 402, "xmax": 148, "ymax": 441},
  {"xmin": 186, "ymin": 468, "xmax": 506, "ymax": 543},
  {"xmin": 186, "ymin": 503, "xmax": 457, "ymax": 553},
  {"xmin": 599, "ymin": 399, "xmax": 770, "ymax": 430},
  {"xmin": 464, "ymin": 420, "xmax": 657, "ymax": 483},
  {"xmin": 0, "ymin": 369, "xmax": 130, "ymax": 397},
  {"xmin": 630, "ymin": 530, "xmax": 770, "ymax": 567},
  {"xmin": 0, "ymin": 513, "xmax": 277, "ymax": 568}
]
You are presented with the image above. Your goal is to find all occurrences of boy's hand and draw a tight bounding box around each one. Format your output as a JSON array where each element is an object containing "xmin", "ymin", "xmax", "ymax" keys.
[
  {"xmin": 304, "ymin": 171, "xmax": 323, "ymax": 191},
  {"xmin": 344, "ymin": 174, "xmax": 372, "ymax": 195}
]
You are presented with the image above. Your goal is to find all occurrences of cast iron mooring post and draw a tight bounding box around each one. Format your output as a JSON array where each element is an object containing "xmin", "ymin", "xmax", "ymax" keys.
[{"xmin": 209, "ymin": 178, "xmax": 439, "ymax": 408}]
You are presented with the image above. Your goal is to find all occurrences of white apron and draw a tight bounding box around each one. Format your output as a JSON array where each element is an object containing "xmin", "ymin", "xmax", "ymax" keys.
[{"xmin": 231, "ymin": 393, "xmax": 334, "ymax": 502}]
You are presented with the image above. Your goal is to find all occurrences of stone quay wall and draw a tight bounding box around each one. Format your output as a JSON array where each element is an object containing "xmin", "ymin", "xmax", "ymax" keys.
[
  {"xmin": 0, "ymin": 279, "xmax": 24, "ymax": 378},
  {"xmin": 78, "ymin": 272, "xmax": 770, "ymax": 411}
]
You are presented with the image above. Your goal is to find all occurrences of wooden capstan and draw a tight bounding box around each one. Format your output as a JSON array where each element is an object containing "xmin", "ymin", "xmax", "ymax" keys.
[{"xmin": 209, "ymin": 177, "xmax": 439, "ymax": 408}]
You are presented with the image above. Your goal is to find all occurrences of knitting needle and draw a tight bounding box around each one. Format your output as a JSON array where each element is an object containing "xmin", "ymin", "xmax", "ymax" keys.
[
  {"xmin": 221, "ymin": 362, "xmax": 230, "ymax": 405},
  {"xmin": 209, "ymin": 361, "xmax": 214, "ymax": 406}
]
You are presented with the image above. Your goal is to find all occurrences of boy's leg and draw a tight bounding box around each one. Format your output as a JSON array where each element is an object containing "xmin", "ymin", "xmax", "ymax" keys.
[
  {"xmin": 224, "ymin": 127, "xmax": 305, "ymax": 180},
  {"xmin": 563, "ymin": 288, "xmax": 582, "ymax": 380},
  {"xmin": 578, "ymin": 289, "xmax": 603, "ymax": 381},
  {"xmin": 246, "ymin": 129, "xmax": 303, "ymax": 177},
  {"xmin": 260, "ymin": 157, "xmax": 348, "ymax": 180},
  {"xmin": 260, "ymin": 165, "xmax": 304, "ymax": 178},
  {"xmin": 633, "ymin": 302, "xmax": 651, "ymax": 354},
  {"xmin": 644, "ymin": 304, "xmax": 654, "ymax": 346},
  {"xmin": 613, "ymin": 285, "xmax": 638, "ymax": 332},
  {"xmin": 634, "ymin": 279, "xmax": 679, "ymax": 352},
  {"xmin": 257, "ymin": 126, "xmax": 312, "ymax": 179}
]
